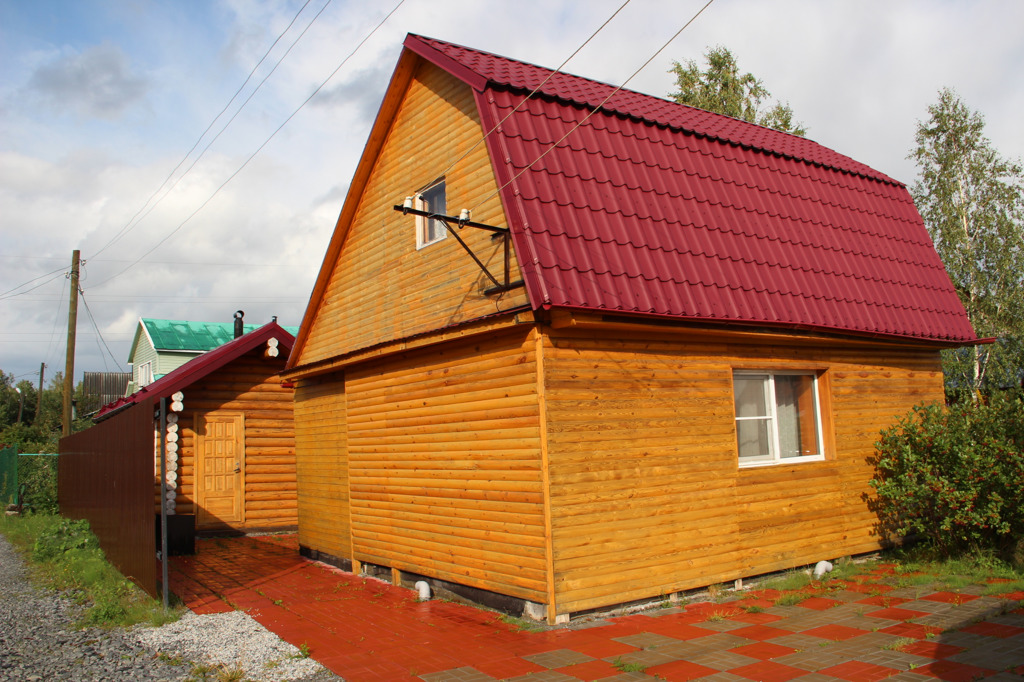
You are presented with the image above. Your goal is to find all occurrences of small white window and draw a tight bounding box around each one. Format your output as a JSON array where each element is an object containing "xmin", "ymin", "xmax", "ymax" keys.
[
  {"xmin": 415, "ymin": 180, "xmax": 447, "ymax": 249},
  {"xmin": 733, "ymin": 371, "xmax": 824, "ymax": 467},
  {"xmin": 138, "ymin": 361, "xmax": 154, "ymax": 387}
]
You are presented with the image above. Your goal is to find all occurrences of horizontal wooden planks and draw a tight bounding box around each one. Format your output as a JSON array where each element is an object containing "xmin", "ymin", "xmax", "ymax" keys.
[
  {"xmin": 297, "ymin": 59, "xmax": 529, "ymax": 368},
  {"xmin": 293, "ymin": 373, "xmax": 349, "ymax": 558},
  {"xmin": 542, "ymin": 327, "xmax": 944, "ymax": 614},
  {"xmin": 151, "ymin": 350, "xmax": 297, "ymax": 530},
  {"xmin": 346, "ymin": 329, "xmax": 547, "ymax": 603}
]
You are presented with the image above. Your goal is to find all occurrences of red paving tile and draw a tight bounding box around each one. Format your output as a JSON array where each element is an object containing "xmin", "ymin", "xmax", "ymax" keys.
[
  {"xmin": 168, "ymin": 536, "xmax": 1021, "ymax": 682},
  {"xmin": 729, "ymin": 641, "xmax": 797, "ymax": 660},
  {"xmin": 899, "ymin": 639, "xmax": 965, "ymax": 659},
  {"xmin": 729, "ymin": 660, "xmax": 808, "ymax": 681},
  {"xmin": 911, "ymin": 659, "xmax": 994, "ymax": 681},
  {"xmin": 727, "ymin": 624, "xmax": 792, "ymax": 641},
  {"xmin": 795, "ymin": 596, "xmax": 843, "ymax": 610},
  {"xmin": 920, "ymin": 591, "xmax": 980, "ymax": 604},
  {"xmin": 645, "ymin": 659, "xmax": 720, "ymax": 681},
  {"xmin": 880, "ymin": 622, "xmax": 945, "ymax": 639},
  {"xmin": 819, "ymin": 660, "xmax": 900, "ymax": 681},
  {"xmin": 960, "ymin": 621, "xmax": 1024, "ymax": 638}
]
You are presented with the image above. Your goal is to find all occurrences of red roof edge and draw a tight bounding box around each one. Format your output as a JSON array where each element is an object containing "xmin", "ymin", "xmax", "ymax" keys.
[
  {"xmin": 547, "ymin": 304, "xmax": 987, "ymax": 348},
  {"xmin": 95, "ymin": 321, "xmax": 295, "ymax": 421},
  {"xmin": 404, "ymin": 34, "xmax": 489, "ymax": 92}
]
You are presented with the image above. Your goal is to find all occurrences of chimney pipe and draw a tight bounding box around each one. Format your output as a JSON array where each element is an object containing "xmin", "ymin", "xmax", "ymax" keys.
[{"xmin": 234, "ymin": 310, "xmax": 244, "ymax": 338}]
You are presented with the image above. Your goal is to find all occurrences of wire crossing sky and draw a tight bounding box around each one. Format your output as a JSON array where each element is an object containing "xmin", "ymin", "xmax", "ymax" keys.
[{"xmin": 1, "ymin": 0, "xmax": 1022, "ymax": 383}]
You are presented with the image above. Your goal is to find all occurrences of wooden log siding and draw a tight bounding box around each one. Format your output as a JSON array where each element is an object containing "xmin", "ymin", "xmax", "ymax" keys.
[
  {"xmin": 162, "ymin": 349, "xmax": 297, "ymax": 530},
  {"xmin": 540, "ymin": 328, "xmax": 945, "ymax": 615},
  {"xmin": 293, "ymin": 373, "xmax": 350, "ymax": 559},
  {"xmin": 298, "ymin": 60, "xmax": 529, "ymax": 367},
  {"xmin": 345, "ymin": 329, "xmax": 548, "ymax": 603}
]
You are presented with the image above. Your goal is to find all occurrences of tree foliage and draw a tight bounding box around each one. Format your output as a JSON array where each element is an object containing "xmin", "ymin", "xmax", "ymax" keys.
[
  {"xmin": 871, "ymin": 396, "xmax": 1024, "ymax": 560},
  {"xmin": 910, "ymin": 88, "xmax": 1024, "ymax": 398},
  {"xmin": 669, "ymin": 45, "xmax": 807, "ymax": 136}
]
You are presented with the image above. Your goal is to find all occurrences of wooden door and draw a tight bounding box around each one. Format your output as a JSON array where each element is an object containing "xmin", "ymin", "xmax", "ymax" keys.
[{"xmin": 196, "ymin": 413, "xmax": 245, "ymax": 527}]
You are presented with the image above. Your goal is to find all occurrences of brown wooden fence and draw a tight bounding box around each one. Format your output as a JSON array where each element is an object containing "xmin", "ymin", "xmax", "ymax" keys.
[{"xmin": 59, "ymin": 399, "xmax": 157, "ymax": 597}]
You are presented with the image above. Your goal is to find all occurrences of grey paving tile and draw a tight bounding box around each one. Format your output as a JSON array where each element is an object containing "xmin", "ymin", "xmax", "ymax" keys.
[
  {"xmin": 522, "ymin": 649, "xmax": 594, "ymax": 669},
  {"xmin": 606, "ymin": 648, "xmax": 680, "ymax": 669},
  {"xmin": 420, "ymin": 667, "xmax": 497, "ymax": 682},
  {"xmin": 679, "ymin": 648, "xmax": 759, "ymax": 672},
  {"xmin": 613, "ymin": 632, "xmax": 684, "ymax": 650},
  {"xmin": 504, "ymin": 671, "xmax": 579, "ymax": 682},
  {"xmin": 856, "ymin": 649, "xmax": 932, "ymax": 671}
]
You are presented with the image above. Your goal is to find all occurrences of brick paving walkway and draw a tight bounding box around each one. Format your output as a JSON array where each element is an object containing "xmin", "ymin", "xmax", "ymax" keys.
[{"xmin": 169, "ymin": 535, "xmax": 1024, "ymax": 681}]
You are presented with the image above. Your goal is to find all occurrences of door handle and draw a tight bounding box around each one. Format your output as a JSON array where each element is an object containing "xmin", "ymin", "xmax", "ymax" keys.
[{"xmin": 234, "ymin": 462, "xmax": 241, "ymax": 473}]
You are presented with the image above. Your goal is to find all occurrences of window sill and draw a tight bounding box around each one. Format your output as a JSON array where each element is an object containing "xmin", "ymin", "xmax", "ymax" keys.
[{"xmin": 738, "ymin": 455, "xmax": 826, "ymax": 469}]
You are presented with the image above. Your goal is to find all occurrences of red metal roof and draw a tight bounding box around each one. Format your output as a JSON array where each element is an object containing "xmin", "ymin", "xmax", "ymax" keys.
[
  {"xmin": 405, "ymin": 35, "xmax": 977, "ymax": 344},
  {"xmin": 95, "ymin": 322, "xmax": 294, "ymax": 421}
]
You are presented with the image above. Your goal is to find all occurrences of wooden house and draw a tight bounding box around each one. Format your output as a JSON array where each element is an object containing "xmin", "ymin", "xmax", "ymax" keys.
[
  {"xmin": 126, "ymin": 315, "xmax": 298, "ymax": 395},
  {"xmin": 284, "ymin": 35, "xmax": 979, "ymax": 623},
  {"xmin": 99, "ymin": 321, "xmax": 298, "ymax": 533}
]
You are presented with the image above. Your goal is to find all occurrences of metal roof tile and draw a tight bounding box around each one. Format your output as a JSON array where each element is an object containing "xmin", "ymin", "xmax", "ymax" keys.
[{"xmin": 411, "ymin": 35, "xmax": 978, "ymax": 344}]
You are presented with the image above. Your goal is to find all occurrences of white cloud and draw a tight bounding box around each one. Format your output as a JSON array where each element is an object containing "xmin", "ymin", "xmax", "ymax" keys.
[{"xmin": 2, "ymin": 0, "xmax": 1023, "ymax": 384}]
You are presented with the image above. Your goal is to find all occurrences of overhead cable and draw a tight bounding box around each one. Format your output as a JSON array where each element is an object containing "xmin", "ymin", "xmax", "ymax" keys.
[
  {"xmin": 471, "ymin": 0, "xmax": 716, "ymax": 213},
  {"xmin": 89, "ymin": 0, "xmax": 407, "ymax": 291}
]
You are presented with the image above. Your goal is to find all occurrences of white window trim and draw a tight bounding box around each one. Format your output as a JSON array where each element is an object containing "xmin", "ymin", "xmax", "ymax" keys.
[
  {"xmin": 734, "ymin": 370, "xmax": 825, "ymax": 468},
  {"xmin": 414, "ymin": 181, "xmax": 447, "ymax": 250}
]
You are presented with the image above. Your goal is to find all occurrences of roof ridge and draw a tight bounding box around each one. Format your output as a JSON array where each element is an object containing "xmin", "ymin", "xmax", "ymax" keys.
[{"xmin": 406, "ymin": 34, "xmax": 901, "ymax": 186}]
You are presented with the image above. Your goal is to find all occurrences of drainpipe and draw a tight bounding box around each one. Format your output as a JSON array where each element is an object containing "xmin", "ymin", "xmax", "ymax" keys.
[{"xmin": 233, "ymin": 310, "xmax": 244, "ymax": 339}]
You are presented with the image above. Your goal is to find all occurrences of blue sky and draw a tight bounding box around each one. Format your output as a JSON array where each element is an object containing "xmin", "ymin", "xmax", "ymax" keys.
[{"xmin": 2, "ymin": 0, "xmax": 1023, "ymax": 386}]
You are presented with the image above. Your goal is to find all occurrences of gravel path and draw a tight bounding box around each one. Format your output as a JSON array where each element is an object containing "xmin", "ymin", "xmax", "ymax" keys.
[{"xmin": 0, "ymin": 532, "xmax": 342, "ymax": 681}]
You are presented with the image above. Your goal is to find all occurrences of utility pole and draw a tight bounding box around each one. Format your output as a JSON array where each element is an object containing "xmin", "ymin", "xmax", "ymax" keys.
[
  {"xmin": 36, "ymin": 363, "xmax": 45, "ymax": 422},
  {"xmin": 62, "ymin": 250, "xmax": 80, "ymax": 438}
]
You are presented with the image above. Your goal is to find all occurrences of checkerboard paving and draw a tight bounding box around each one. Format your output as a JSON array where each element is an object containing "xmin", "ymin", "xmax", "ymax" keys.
[{"xmin": 169, "ymin": 536, "xmax": 1024, "ymax": 681}]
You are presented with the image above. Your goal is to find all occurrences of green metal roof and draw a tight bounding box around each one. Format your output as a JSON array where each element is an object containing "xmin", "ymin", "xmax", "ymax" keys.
[{"xmin": 141, "ymin": 319, "xmax": 299, "ymax": 352}]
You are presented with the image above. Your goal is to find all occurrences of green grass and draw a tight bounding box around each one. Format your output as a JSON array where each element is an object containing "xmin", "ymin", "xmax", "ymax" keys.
[
  {"xmin": 774, "ymin": 592, "xmax": 809, "ymax": 606},
  {"xmin": 497, "ymin": 613, "xmax": 543, "ymax": 632},
  {"xmin": 611, "ymin": 657, "xmax": 647, "ymax": 673},
  {"xmin": 0, "ymin": 513, "xmax": 183, "ymax": 628},
  {"xmin": 759, "ymin": 570, "xmax": 813, "ymax": 593}
]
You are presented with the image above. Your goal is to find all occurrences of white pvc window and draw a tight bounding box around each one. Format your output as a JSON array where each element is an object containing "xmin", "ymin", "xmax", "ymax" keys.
[
  {"xmin": 733, "ymin": 371, "xmax": 824, "ymax": 467},
  {"xmin": 415, "ymin": 180, "xmax": 447, "ymax": 249},
  {"xmin": 138, "ymin": 361, "xmax": 154, "ymax": 387}
]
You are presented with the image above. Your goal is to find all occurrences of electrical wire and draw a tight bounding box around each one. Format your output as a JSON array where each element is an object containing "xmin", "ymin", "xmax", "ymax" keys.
[
  {"xmin": 91, "ymin": 0, "xmax": 321, "ymax": 259},
  {"xmin": 0, "ymin": 266, "xmax": 69, "ymax": 301},
  {"xmin": 80, "ymin": 291, "xmax": 126, "ymax": 372},
  {"xmin": 435, "ymin": 0, "xmax": 632, "ymax": 180},
  {"xmin": 88, "ymin": 0, "xmax": 407, "ymax": 292},
  {"xmin": 96, "ymin": 0, "xmax": 337, "ymax": 254},
  {"xmin": 470, "ymin": 0, "xmax": 716, "ymax": 213}
]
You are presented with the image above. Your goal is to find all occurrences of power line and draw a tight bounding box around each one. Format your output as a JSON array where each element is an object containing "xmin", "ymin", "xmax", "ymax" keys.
[
  {"xmin": 0, "ymin": 265, "xmax": 69, "ymax": 301},
  {"xmin": 436, "ymin": 0, "xmax": 633, "ymax": 180},
  {"xmin": 80, "ymin": 291, "xmax": 126, "ymax": 372},
  {"xmin": 95, "ymin": 0, "xmax": 337, "ymax": 257},
  {"xmin": 91, "ymin": 0, "xmax": 322, "ymax": 260},
  {"xmin": 471, "ymin": 0, "xmax": 717, "ymax": 213},
  {"xmin": 88, "ymin": 0, "xmax": 407, "ymax": 292}
]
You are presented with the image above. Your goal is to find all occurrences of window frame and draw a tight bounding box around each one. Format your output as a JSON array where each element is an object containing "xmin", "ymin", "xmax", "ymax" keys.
[
  {"xmin": 414, "ymin": 180, "xmax": 447, "ymax": 249},
  {"xmin": 138, "ymin": 361, "xmax": 154, "ymax": 387},
  {"xmin": 732, "ymin": 369, "xmax": 827, "ymax": 468}
]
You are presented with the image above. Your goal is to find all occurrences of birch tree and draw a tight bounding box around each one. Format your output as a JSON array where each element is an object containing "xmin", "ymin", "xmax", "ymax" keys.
[
  {"xmin": 910, "ymin": 88, "xmax": 1024, "ymax": 399},
  {"xmin": 669, "ymin": 46, "xmax": 807, "ymax": 136}
]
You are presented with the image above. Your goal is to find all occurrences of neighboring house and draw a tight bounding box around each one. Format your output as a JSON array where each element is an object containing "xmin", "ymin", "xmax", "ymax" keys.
[
  {"xmin": 283, "ymin": 35, "xmax": 980, "ymax": 623},
  {"xmin": 82, "ymin": 372, "xmax": 132, "ymax": 414},
  {"xmin": 126, "ymin": 315, "xmax": 299, "ymax": 395},
  {"xmin": 98, "ymin": 321, "xmax": 298, "ymax": 533}
]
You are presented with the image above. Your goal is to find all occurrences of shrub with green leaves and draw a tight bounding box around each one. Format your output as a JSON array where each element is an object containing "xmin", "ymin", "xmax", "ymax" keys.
[
  {"xmin": 870, "ymin": 396, "xmax": 1024, "ymax": 559},
  {"xmin": 32, "ymin": 517, "xmax": 98, "ymax": 562}
]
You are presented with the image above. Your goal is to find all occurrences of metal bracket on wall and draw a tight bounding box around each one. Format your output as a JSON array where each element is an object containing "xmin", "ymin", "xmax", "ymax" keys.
[{"xmin": 393, "ymin": 205, "xmax": 524, "ymax": 295}]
